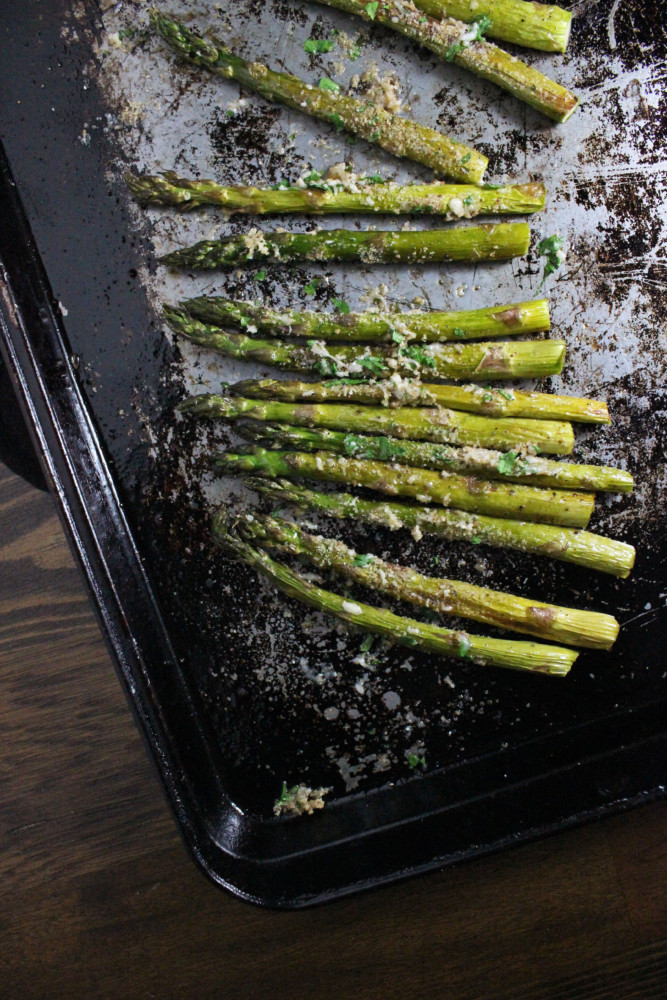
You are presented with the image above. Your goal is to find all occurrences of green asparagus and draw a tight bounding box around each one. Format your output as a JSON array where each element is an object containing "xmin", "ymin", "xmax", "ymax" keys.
[
  {"xmin": 178, "ymin": 296, "xmax": 551, "ymax": 343},
  {"xmin": 249, "ymin": 478, "xmax": 636, "ymax": 578},
  {"xmin": 236, "ymin": 421, "xmax": 633, "ymax": 493},
  {"xmin": 151, "ymin": 10, "xmax": 487, "ymax": 183},
  {"xmin": 236, "ymin": 513, "xmax": 618, "ymax": 648},
  {"xmin": 178, "ymin": 394, "xmax": 575, "ymax": 454},
  {"xmin": 230, "ymin": 378, "xmax": 609, "ymax": 424},
  {"xmin": 128, "ymin": 170, "xmax": 546, "ymax": 217},
  {"xmin": 313, "ymin": 0, "xmax": 578, "ymax": 121},
  {"xmin": 411, "ymin": 0, "xmax": 573, "ymax": 52},
  {"xmin": 215, "ymin": 449, "xmax": 594, "ymax": 526},
  {"xmin": 165, "ymin": 312, "xmax": 565, "ymax": 381},
  {"xmin": 213, "ymin": 521, "xmax": 579, "ymax": 675},
  {"xmin": 159, "ymin": 223, "xmax": 531, "ymax": 269}
]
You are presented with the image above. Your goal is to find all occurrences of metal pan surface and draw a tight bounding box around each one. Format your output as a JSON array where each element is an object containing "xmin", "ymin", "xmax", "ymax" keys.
[{"xmin": 0, "ymin": 0, "xmax": 665, "ymax": 907}]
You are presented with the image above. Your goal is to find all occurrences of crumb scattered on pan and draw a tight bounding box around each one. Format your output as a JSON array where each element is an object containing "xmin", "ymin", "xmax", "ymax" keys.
[{"xmin": 273, "ymin": 781, "xmax": 331, "ymax": 817}]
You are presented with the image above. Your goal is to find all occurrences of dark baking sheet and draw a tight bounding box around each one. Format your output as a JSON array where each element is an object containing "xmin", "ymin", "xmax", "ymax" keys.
[{"xmin": 0, "ymin": 0, "xmax": 665, "ymax": 908}]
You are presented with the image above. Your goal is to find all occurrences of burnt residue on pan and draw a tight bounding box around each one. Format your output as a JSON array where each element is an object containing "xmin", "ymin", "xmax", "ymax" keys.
[{"xmin": 16, "ymin": 0, "xmax": 666, "ymax": 814}]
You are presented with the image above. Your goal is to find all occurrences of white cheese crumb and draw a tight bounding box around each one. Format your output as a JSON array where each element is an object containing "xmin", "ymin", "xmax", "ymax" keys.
[{"xmin": 273, "ymin": 783, "xmax": 330, "ymax": 817}]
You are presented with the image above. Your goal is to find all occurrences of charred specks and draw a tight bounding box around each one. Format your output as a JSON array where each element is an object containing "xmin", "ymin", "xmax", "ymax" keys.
[{"xmin": 208, "ymin": 104, "xmax": 285, "ymax": 183}]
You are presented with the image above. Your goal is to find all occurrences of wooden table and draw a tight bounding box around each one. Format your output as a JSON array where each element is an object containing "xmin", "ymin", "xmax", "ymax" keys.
[{"xmin": 1, "ymin": 460, "xmax": 665, "ymax": 999}]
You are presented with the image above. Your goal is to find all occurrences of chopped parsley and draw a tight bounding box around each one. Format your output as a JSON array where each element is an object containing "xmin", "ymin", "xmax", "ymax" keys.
[
  {"xmin": 314, "ymin": 357, "xmax": 340, "ymax": 376},
  {"xmin": 363, "ymin": 173, "xmax": 385, "ymax": 184},
  {"xmin": 360, "ymin": 634, "xmax": 374, "ymax": 652},
  {"xmin": 457, "ymin": 634, "xmax": 472, "ymax": 658},
  {"xmin": 460, "ymin": 152, "xmax": 472, "ymax": 165},
  {"xmin": 471, "ymin": 535, "xmax": 481, "ymax": 544},
  {"xmin": 326, "ymin": 377, "xmax": 369, "ymax": 386},
  {"xmin": 349, "ymin": 45, "xmax": 362, "ymax": 60},
  {"xmin": 453, "ymin": 326, "xmax": 467, "ymax": 338},
  {"xmin": 497, "ymin": 451, "xmax": 519, "ymax": 475},
  {"xmin": 407, "ymin": 753, "xmax": 426, "ymax": 769},
  {"xmin": 302, "ymin": 169, "xmax": 329, "ymax": 189},
  {"xmin": 365, "ymin": 2, "xmax": 379, "ymax": 19},
  {"xmin": 343, "ymin": 434, "xmax": 366, "ymax": 455},
  {"xmin": 304, "ymin": 37, "xmax": 335, "ymax": 54},
  {"xmin": 497, "ymin": 389, "xmax": 515, "ymax": 401},
  {"xmin": 330, "ymin": 112, "xmax": 345, "ymax": 131},
  {"xmin": 304, "ymin": 277, "xmax": 322, "ymax": 295},
  {"xmin": 358, "ymin": 355, "xmax": 387, "ymax": 375},
  {"xmin": 255, "ymin": 269, "xmax": 267, "ymax": 281},
  {"xmin": 375, "ymin": 436, "xmax": 404, "ymax": 460},
  {"xmin": 463, "ymin": 195, "xmax": 474, "ymax": 206},
  {"xmin": 391, "ymin": 329, "xmax": 405, "ymax": 344},
  {"xmin": 319, "ymin": 77, "xmax": 340, "ymax": 93},
  {"xmin": 332, "ymin": 298, "xmax": 351, "ymax": 314},
  {"xmin": 400, "ymin": 344, "xmax": 436, "ymax": 368},
  {"xmin": 354, "ymin": 552, "xmax": 374, "ymax": 567},
  {"xmin": 537, "ymin": 234, "xmax": 565, "ymax": 289},
  {"xmin": 445, "ymin": 15, "xmax": 492, "ymax": 61}
]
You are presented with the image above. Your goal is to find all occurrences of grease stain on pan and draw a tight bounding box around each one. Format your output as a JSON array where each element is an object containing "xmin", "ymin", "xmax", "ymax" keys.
[{"xmin": 82, "ymin": 0, "xmax": 667, "ymax": 812}]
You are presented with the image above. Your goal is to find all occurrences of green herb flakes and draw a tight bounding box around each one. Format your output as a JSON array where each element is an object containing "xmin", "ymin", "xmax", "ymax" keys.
[
  {"xmin": 400, "ymin": 344, "xmax": 436, "ymax": 369},
  {"xmin": 304, "ymin": 37, "xmax": 335, "ymax": 54},
  {"xmin": 453, "ymin": 326, "xmax": 467, "ymax": 338},
  {"xmin": 255, "ymin": 269, "xmax": 267, "ymax": 282},
  {"xmin": 360, "ymin": 634, "xmax": 374, "ymax": 652},
  {"xmin": 537, "ymin": 234, "xmax": 565, "ymax": 289},
  {"xmin": 354, "ymin": 552, "xmax": 374, "ymax": 567},
  {"xmin": 497, "ymin": 451, "xmax": 518, "ymax": 475},
  {"xmin": 457, "ymin": 634, "xmax": 472, "ymax": 658},
  {"xmin": 318, "ymin": 77, "xmax": 341, "ymax": 93},
  {"xmin": 365, "ymin": 2, "xmax": 379, "ymax": 19},
  {"xmin": 332, "ymin": 298, "xmax": 351, "ymax": 314},
  {"xmin": 359, "ymin": 355, "xmax": 387, "ymax": 375}
]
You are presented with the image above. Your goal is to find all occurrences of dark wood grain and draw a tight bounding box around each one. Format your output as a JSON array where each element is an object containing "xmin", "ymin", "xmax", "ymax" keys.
[{"xmin": 0, "ymin": 461, "xmax": 665, "ymax": 1000}]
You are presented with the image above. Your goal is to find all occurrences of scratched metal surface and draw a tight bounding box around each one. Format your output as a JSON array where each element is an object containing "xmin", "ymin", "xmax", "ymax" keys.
[{"xmin": 35, "ymin": 0, "xmax": 667, "ymax": 811}]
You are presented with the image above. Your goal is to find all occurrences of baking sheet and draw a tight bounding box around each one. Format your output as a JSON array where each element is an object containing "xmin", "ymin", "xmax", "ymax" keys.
[{"xmin": 1, "ymin": 0, "xmax": 665, "ymax": 903}]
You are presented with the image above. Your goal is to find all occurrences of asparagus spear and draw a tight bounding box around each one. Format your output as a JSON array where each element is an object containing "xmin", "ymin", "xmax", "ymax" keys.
[
  {"xmin": 213, "ymin": 521, "xmax": 579, "ymax": 676},
  {"xmin": 249, "ymin": 478, "xmax": 636, "ymax": 578},
  {"xmin": 236, "ymin": 421, "xmax": 633, "ymax": 493},
  {"xmin": 179, "ymin": 394, "xmax": 575, "ymax": 454},
  {"xmin": 128, "ymin": 170, "xmax": 546, "ymax": 217},
  {"xmin": 236, "ymin": 512, "xmax": 618, "ymax": 649},
  {"xmin": 313, "ymin": 0, "xmax": 578, "ymax": 122},
  {"xmin": 151, "ymin": 10, "xmax": 487, "ymax": 183},
  {"xmin": 165, "ymin": 313, "xmax": 565, "ymax": 381},
  {"xmin": 215, "ymin": 449, "xmax": 594, "ymax": 526},
  {"xmin": 179, "ymin": 297, "xmax": 551, "ymax": 343},
  {"xmin": 159, "ymin": 223, "xmax": 531, "ymax": 269},
  {"xmin": 230, "ymin": 378, "xmax": 609, "ymax": 424},
  {"xmin": 411, "ymin": 0, "xmax": 573, "ymax": 53}
]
